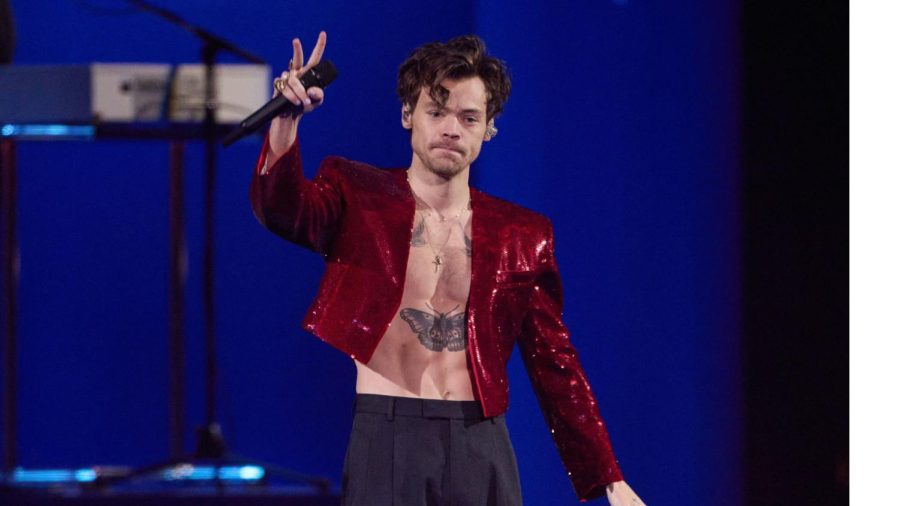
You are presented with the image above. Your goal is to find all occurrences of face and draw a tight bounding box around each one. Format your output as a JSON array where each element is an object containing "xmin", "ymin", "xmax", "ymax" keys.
[{"xmin": 403, "ymin": 77, "xmax": 492, "ymax": 180}]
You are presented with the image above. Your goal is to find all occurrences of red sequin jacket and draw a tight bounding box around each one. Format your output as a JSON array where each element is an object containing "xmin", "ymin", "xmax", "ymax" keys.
[{"xmin": 249, "ymin": 136, "xmax": 623, "ymax": 501}]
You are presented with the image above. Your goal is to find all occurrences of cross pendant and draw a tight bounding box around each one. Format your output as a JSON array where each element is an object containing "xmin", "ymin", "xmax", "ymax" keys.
[{"xmin": 432, "ymin": 255, "xmax": 442, "ymax": 272}]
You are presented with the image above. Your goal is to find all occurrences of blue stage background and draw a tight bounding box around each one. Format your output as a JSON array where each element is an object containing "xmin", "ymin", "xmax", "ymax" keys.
[{"xmin": 3, "ymin": 1, "xmax": 741, "ymax": 503}]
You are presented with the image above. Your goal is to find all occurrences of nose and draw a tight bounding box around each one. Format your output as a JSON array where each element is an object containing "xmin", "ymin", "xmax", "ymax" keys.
[{"xmin": 441, "ymin": 116, "xmax": 461, "ymax": 140}]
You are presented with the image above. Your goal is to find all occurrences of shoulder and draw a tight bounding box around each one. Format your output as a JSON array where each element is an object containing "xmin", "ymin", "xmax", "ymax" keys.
[
  {"xmin": 318, "ymin": 156, "xmax": 408, "ymax": 195},
  {"xmin": 473, "ymin": 188, "xmax": 553, "ymax": 234}
]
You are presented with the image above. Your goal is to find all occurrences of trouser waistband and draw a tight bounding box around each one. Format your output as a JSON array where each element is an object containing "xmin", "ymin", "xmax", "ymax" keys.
[{"xmin": 353, "ymin": 393, "xmax": 489, "ymax": 421}]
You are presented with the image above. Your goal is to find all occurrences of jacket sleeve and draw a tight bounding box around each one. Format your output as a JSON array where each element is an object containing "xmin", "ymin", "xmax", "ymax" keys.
[
  {"xmin": 517, "ymin": 220, "xmax": 623, "ymax": 502},
  {"xmin": 249, "ymin": 134, "xmax": 343, "ymax": 254}
]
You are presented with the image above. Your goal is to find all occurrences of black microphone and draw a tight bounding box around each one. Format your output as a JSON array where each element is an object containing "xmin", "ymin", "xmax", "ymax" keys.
[{"xmin": 222, "ymin": 60, "xmax": 338, "ymax": 147}]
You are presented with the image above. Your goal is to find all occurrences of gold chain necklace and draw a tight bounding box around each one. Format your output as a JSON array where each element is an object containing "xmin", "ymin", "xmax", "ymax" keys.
[
  {"xmin": 418, "ymin": 206, "xmax": 468, "ymax": 272},
  {"xmin": 408, "ymin": 179, "xmax": 470, "ymax": 272}
]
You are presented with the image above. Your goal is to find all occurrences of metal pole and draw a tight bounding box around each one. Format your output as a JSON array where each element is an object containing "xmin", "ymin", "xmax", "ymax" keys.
[
  {"xmin": 202, "ymin": 43, "xmax": 218, "ymax": 429},
  {"xmin": 1, "ymin": 139, "xmax": 18, "ymax": 471},
  {"xmin": 168, "ymin": 140, "xmax": 186, "ymax": 458}
]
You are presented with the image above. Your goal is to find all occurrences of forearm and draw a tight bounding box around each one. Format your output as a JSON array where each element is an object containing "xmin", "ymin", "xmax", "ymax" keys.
[
  {"xmin": 519, "ymin": 319, "xmax": 624, "ymax": 498},
  {"xmin": 267, "ymin": 115, "xmax": 300, "ymax": 164},
  {"xmin": 249, "ymin": 134, "xmax": 344, "ymax": 254}
]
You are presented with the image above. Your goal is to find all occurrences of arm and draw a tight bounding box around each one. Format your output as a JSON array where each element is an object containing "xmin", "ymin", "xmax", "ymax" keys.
[
  {"xmin": 249, "ymin": 33, "xmax": 341, "ymax": 254},
  {"xmin": 518, "ymin": 221, "xmax": 644, "ymax": 504},
  {"xmin": 250, "ymin": 136, "xmax": 342, "ymax": 254}
]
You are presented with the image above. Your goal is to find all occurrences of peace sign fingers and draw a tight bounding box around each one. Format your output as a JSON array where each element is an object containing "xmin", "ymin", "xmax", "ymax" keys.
[
  {"xmin": 291, "ymin": 37, "xmax": 304, "ymax": 72},
  {"xmin": 300, "ymin": 31, "xmax": 327, "ymax": 74}
]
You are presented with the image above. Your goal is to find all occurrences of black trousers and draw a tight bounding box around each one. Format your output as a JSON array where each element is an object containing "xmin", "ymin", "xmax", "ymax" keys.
[{"xmin": 341, "ymin": 394, "xmax": 523, "ymax": 506}]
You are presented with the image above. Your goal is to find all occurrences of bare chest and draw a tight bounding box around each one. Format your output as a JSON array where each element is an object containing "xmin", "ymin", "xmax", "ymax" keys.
[
  {"xmin": 403, "ymin": 211, "xmax": 472, "ymax": 304},
  {"xmin": 355, "ymin": 209, "xmax": 475, "ymax": 399}
]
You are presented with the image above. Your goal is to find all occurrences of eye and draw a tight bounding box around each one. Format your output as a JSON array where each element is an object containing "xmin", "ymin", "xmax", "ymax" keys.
[
  {"xmin": 428, "ymin": 110, "xmax": 443, "ymax": 118},
  {"xmin": 464, "ymin": 116, "xmax": 479, "ymax": 124}
]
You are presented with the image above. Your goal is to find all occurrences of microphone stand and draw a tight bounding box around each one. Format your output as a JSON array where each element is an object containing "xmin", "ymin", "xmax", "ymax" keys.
[{"xmin": 94, "ymin": 1, "xmax": 330, "ymax": 493}]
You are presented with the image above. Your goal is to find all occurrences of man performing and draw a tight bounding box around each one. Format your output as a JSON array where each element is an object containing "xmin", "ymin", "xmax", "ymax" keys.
[{"xmin": 250, "ymin": 32, "xmax": 645, "ymax": 505}]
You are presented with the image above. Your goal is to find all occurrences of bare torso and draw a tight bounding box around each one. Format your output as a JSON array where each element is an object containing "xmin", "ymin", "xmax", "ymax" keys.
[{"xmin": 354, "ymin": 197, "xmax": 474, "ymax": 400}]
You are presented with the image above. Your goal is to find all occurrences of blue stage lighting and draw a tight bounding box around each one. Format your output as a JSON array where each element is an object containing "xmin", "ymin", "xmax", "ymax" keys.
[{"xmin": 0, "ymin": 123, "xmax": 95, "ymax": 139}]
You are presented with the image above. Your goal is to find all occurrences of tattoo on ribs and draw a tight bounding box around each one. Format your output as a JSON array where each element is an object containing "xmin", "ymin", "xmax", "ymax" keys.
[
  {"xmin": 411, "ymin": 219, "xmax": 427, "ymax": 246},
  {"xmin": 399, "ymin": 304, "xmax": 467, "ymax": 352}
]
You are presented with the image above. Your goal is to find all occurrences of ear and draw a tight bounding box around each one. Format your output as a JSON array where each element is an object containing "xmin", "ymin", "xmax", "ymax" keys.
[
  {"xmin": 483, "ymin": 119, "xmax": 498, "ymax": 141},
  {"xmin": 401, "ymin": 105, "xmax": 412, "ymax": 130}
]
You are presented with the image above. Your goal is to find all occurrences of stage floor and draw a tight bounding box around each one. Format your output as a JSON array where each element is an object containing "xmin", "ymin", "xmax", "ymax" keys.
[{"xmin": 1, "ymin": 486, "xmax": 340, "ymax": 506}]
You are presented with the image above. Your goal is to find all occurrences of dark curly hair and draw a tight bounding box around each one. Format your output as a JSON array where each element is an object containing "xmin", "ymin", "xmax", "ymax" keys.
[{"xmin": 397, "ymin": 35, "xmax": 511, "ymax": 121}]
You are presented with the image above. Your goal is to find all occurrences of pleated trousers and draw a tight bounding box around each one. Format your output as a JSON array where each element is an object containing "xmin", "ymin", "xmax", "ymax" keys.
[{"xmin": 341, "ymin": 394, "xmax": 523, "ymax": 506}]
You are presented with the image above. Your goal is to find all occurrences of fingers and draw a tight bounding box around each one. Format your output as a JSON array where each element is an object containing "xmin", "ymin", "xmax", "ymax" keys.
[
  {"xmin": 286, "ymin": 72, "xmax": 309, "ymax": 105},
  {"xmin": 278, "ymin": 70, "xmax": 306, "ymax": 106},
  {"xmin": 277, "ymin": 33, "xmax": 328, "ymax": 114},
  {"xmin": 292, "ymin": 38, "xmax": 303, "ymax": 71},
  {"xmin": 307, "ymin": 86, "xmax": 325, "ymax": 109},
  {"xmin": 283, "ymin": 73, "xmax": 325, "ymax": 112},
  {"xmin": 291, "ymin": 31, "xmax": 325, "ymax": 73},
  {"xmin": 303, "ymin": 31, "xmax": 327, "ymax": 72}
]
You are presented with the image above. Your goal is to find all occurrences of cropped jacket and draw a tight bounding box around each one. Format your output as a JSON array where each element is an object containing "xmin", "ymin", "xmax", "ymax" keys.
[{"xmin": 249, "ymin": 137, "xmax": 623, "ymax": 501}]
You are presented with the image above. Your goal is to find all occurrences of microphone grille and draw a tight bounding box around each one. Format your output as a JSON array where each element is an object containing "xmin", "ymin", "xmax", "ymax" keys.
[{"xmin": 300, "ymin": 60, "xmax": 339, "ymax": 89}]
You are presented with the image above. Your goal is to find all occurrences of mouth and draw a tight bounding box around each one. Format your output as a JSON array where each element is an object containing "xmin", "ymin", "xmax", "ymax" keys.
[{"xmin": 432, "ymin": 145, "xmax": 463, "ymax": 156}]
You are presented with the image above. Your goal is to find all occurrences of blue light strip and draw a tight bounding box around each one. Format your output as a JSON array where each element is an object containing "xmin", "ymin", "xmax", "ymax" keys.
[
  {"xmin": 159, "ymin": 465, "xmax": 265, "ymax": 481},
  {"xmin": 9, "ymin": 468, "xmax": 97, "ymax": 483},
  {"xmin": 230, "ymin": 465, "xmax": 265, "ymax": 481},
  {"xmin": 2, "ymin": 465, "xmax": 263, "ymax": 485},
  {"xmin": 1, "ymin": 124, "xmax": 96, "ymax": 139}
]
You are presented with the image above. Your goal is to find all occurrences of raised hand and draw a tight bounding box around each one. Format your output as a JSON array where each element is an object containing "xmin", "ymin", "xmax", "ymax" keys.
[
  {"xmin": 273, "ymin": 31, "xmax": 328, "ymax": 114},
  {"xmin": 268, "ymin": 31, "xmax": 327, "ymax": 159}
]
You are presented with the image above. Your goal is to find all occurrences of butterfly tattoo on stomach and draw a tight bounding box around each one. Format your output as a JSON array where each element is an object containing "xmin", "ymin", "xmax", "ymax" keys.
[{"xmin": 399, "ymin": 303, "xmax": 467, "ymax": 352}]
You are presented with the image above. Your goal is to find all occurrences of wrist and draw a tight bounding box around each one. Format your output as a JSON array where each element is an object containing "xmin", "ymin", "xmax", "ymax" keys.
[
  {"xmin": 267, "ymin": 120, "xmax": 298, "ymax": 159},
  {"xmin": 605, "ymin": 480, "xmax": 625, "ymax": 493}
]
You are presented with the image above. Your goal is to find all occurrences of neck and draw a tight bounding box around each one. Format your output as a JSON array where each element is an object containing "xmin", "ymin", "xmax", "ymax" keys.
[{"xmin": 407, "ymin": 161, "xmax": 471, "ymax": 215}]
